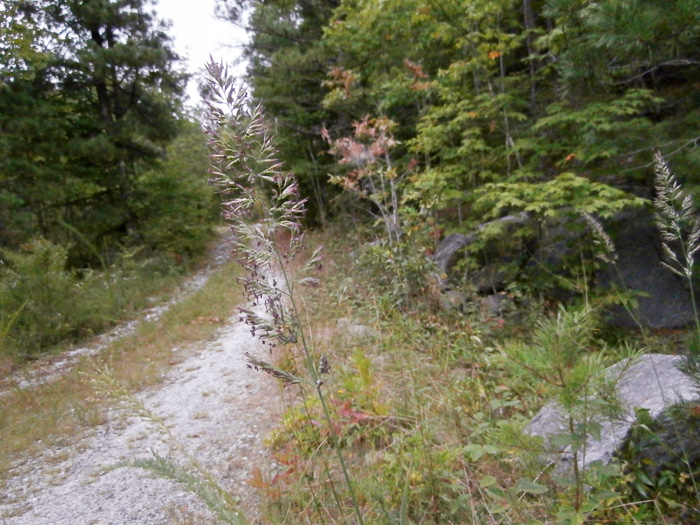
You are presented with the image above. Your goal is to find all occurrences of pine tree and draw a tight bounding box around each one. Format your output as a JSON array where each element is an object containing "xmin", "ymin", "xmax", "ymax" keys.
[{"xmin": 0, "ymin": 0, "xmax": 188, "ymax": 261}]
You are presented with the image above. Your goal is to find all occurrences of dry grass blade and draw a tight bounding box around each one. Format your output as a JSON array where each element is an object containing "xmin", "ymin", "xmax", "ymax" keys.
[{"xmin": 244, "ymin": 352, "xmax": 302, "ymax": 385}]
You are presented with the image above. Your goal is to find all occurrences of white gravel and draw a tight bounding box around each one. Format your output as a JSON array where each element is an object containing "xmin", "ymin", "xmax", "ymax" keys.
[{"xmin": 0, "ymin": 243, "xmax": 284, "ymax": 524}]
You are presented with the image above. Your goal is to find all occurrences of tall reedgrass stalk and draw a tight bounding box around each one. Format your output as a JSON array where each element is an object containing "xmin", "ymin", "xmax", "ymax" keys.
[
  {"xmin": 582, "ymin": 211, "xmax": 648, "ymax": 337},
  {"xmin": 584, "ymin": 153, "xmax": 700, "ymax": 512},
  {"xmin": 649, "ymin": 152, "xmax": 700, "ymax": 508},
  {"xmin": 653, "ymin": 151, "xmax": 700, "ymax": 335},
  {"xmin": 583, "ymin": 150, "xmax": 700, "ymax": 340},
  {"xmin": 203, "ymin": 59, "xmax": 365, "ymax": 525}
]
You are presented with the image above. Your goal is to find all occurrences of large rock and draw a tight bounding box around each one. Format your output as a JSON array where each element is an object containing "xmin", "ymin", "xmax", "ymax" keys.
[
  {"xmin": 598, "ymin": 211, "xmax": 697, "ymax": 329},
  {"xmin": 525, "ymin": 354, "xmax": 700, "ymax": 477},
  {"xmin": 336, "ymin": 318, "xmax": 378, "ymax": 340},
  {"xmin": 435, "ymin": 208, "xmax": 698, "ymax": 329},
  {"xmin": 433, "ymin": 212, "xmax": 530, "ymax": 293},
  {"xmin": 433, "ymin": 233, "xmax": 474, "ymax": 275}
]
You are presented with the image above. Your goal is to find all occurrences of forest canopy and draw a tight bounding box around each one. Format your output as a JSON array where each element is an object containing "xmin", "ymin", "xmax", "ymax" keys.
[{"xmin": 218, "ymin": 0, "xmax": 700, "ymax": 228}]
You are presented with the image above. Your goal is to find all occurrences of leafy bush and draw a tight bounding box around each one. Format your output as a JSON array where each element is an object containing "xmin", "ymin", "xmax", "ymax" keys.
[
  {"xmin": 0, "ymin": 239, "xmax": 184, "ymax": 360},
  {"xmin": 354, "ymin": 238, "xmax": 438, "ymax": 311},
  {"xmin": 133, "ymin": 121, "xmax": 219, "ymax": 263},
  {"xmin": 1, "ymin": 239, "xmax": 83, "ymax": 355}
]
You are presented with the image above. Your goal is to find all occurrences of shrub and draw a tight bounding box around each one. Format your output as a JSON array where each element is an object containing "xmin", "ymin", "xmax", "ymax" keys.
[
  {"xmin": 0, "ymin": 239, "xmax": 184, "ymax": 360},
  {"xmin": 0, "ymin": 239, "xmax": 82, "ymax": 356}
]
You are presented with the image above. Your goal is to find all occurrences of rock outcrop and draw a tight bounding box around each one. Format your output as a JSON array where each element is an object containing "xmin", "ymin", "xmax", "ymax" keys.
[
  {"xmin": 525, "ymin": 353, "xmax": 700, "ymax": 478},
  {"xmin": 433, "ymin": 212, "xmax": 530, "ymax": 293},
  {"xmin": 597, "ymin": 212, "xmax": 697, "ymax": 329},
  {"xmin": 434, "ymin": 209, "xmax": 698, "ymax": 329}
]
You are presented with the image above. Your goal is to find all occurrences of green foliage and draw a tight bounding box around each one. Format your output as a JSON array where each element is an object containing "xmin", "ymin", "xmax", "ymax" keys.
[
  {"xmin": 0, "ymin": 2, "xmax": 220, "ymax": 358},
  {"xmin": 0, "ymin": 0, "xmax": 192, "ymax": 265},
  {"xmin": 133, "ymin": 121, "xmax": 219, "ymax": 261},
  {"xmin": 353, "ymin": 239, "xmax": 437, "ymax": 311},
  {"xmin": 497, "ymin": 306, "xmax": 639, "ymax": 517},
  {"xmin": 0, "ymin": 238, "xmax": 183, "ymax": 359},
  {"xmin": 501, "ymin": 307, "xmax": 607, "ymax": 406},
  {"xmin": 544, "ymin": 0, "xmax": 700, "ymax": 88},
  {"xmin": 321, "ymin": 0, "xmax": 447, "ymax": 119},
  {"xmin": 0, "ymin": 240, "xmax": 80, "ymax": 354},
  {"xmin": 225, "ymin": 0, "xmax": 700, "ymax": 251},
  {"xmin": 476, "ymin": 172, "xmax": 648, "ymax": 219},
  {"xmin": 0, "ymin": 1, "xmax": 50, "ymax": 85},
  {"xmin": 533, "ymin": 89, "xmax": 662, "ymax": 166}
]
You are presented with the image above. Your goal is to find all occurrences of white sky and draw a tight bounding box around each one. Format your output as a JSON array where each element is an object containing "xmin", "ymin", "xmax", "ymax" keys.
[{"xmin": 154, "ymin": 0, "xmax": 248, "ymax": 106}]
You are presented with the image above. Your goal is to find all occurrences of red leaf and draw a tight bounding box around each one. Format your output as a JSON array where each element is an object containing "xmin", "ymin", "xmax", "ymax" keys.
[
  {"xmin": 337, "ymin": 401, "xmax": 371, "ymax": 423},
  {"xmin": 247, "ymin": 466, "xmax": 269, "ymax": 489}
]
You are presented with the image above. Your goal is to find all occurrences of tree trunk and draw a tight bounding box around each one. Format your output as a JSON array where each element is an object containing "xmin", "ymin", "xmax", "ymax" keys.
[{"xmin": 522, "ymin": 0, "xmax": 537, "ymax": 113}]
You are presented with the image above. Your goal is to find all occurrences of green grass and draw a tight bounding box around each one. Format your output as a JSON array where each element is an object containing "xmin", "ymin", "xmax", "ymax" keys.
[{"xmin": 0, "ymin": 231, "xmax": 220, "ymax": 363}]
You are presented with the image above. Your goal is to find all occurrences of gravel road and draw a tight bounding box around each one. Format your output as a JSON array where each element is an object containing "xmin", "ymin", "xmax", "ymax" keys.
[{"xmin": 0, "ymin": 239, "xmax": 283, "ymax": 524}]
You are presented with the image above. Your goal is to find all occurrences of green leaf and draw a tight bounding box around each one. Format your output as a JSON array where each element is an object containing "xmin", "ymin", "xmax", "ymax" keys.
[
  {"xmin": 514, "ymin": 479, "xmax": 549, "ymax": 494},
  {"xmin": 489, "ymin": 503, "xmax": 509, "ymax": 513},
  {"xmin": 480, "ymin": 475, "xmax": 498, "ymax": 488}
]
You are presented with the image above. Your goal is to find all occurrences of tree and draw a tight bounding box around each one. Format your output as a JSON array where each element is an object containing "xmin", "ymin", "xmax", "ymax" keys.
[
  {"xmin": 541, "ymin": 0, "xmax": 700, "ymax": 184},
  {"xmin": 0, "ymin": 0, "xmax": 49, "ymax": 86},
  {"xmin": 219, "ymin": 0, "xmax": 700, "ymax": 241},
  {"xmin": 0, "ymin": 0, "xmax": 189, "ymax": 263},
  {"xmin": 44, "ymin": 0, "xmax": 187, "ymax": 241}
]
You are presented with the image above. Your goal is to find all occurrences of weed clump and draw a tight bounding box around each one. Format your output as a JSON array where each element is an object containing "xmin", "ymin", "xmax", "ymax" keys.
[{"xmin": 0, "ymin": 239, "xmax": 185, "ymax": 360}]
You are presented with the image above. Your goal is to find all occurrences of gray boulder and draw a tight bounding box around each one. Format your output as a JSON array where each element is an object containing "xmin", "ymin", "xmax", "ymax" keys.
[
  {"xmin": 525, "ymin": 354, "xmax": 700, "ymax": 476},
  {"xmin": 433, "ymin": 212, "xmax": 530, "ymax": 293},
  {"xmin": 435, "ymin": 208, "xmax": 698, "ymax": 329},
  {"xmin": 597, "ymin": 212, "xmax": 697, "ymax": 329},
  {"xmin": 433, "ymin": 233, "xmax": 473, "ymax": 276},
  {"xmin": 336, "ymin": 318, "xmax": 378, "ymax": 340}
]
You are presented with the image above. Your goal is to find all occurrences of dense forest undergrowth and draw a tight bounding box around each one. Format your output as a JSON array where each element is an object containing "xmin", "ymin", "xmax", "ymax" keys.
[
  {"xmin": 0, "ymin": 159, "xmax": 219, "ymax": 369},
  {"xmin": 254, "ymin": 223, "xmax": 698, "ymax": 524}
]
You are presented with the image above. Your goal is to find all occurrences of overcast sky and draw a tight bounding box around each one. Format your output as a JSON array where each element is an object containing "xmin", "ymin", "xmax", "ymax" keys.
[{"xmin": 154, "ymin": 0, "xmax": 248, "ymax": 106}]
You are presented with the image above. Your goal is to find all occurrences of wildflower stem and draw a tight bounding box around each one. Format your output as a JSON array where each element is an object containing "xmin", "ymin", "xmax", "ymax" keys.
[
  {"xmin": 315, "ymin": 382, "xmax": 366, "ymax": 525},
  {"xmin": 285, "ymin": 274, "xmax": 365, "ymax": 525}
]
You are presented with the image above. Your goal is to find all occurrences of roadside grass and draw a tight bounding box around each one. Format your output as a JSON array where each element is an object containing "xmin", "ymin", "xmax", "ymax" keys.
[
  {"xmin": 0, "ymin": 244, "xmax": 242, "ymax": 483},
  {"xmin": 253, "ymin": 225, "xmax": 696, "ymax": 524},
  {"xmin": 0, "ymin": 226, "xmax": 222, "ymax": 364}
]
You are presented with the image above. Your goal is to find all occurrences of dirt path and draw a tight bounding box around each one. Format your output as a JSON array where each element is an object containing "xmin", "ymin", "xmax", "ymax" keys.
[{"xmin": 0, "ymin": 239, "xmax": 283, "ymax": 524}]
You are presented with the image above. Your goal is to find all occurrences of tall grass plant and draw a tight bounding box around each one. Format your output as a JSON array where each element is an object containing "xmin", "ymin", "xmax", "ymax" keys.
[{"xmin": 204, "ymin": 59, "xmax": 365, "ymax": 524}]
